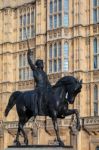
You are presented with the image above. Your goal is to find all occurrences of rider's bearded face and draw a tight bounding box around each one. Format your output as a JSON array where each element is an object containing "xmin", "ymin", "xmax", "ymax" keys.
[{"xmin": 37, "ymin": 61, "xmax": 44, "ymax": 69}]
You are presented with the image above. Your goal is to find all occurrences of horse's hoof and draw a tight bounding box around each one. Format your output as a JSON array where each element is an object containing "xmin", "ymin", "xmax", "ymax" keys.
[
  {"xmin": 14, "ymin": 140, "xmax": 21, "ymax": 146},
  {"xmin": 59, "ymin": 140, "xmax": 64, "ymax": 147}
]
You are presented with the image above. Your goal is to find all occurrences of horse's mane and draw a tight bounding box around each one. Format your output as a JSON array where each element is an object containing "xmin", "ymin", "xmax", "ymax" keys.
[{"xmin": 53, "ymin": 76, "xmax": 76, "ymax": 89}]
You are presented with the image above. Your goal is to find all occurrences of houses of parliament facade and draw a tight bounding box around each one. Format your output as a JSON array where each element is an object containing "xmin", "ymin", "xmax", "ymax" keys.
[{"xmin": 0, "ymin": 0, "xmax": 99, "ymax": 150}]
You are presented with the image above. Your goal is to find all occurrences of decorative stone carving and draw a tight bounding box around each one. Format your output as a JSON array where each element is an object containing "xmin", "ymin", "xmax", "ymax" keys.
[
  {"xmin": 86, "ymin": 37, "xmax": 90, "ymax": 45},
  {"xmin": 64, "ymin": 28, "xmax": 69, "ymax": 36},
  {"xmin": 93, "ymin": 25, "xmax": 98, "ymax": 34}
]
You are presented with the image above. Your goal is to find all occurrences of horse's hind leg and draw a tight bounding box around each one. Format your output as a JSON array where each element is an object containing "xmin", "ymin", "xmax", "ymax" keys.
[
  {"xmin": 19, "ymin": 112, "xmax": 33, "ymax": 145},
  {"xmin": 52, "ymin": 118, "xmax": 64, "ymax": 147},
  {"xmin": 14, "ymin": 120, "xmax": 28, "ymax": 145},
  {"xmin": 19, "ymin": 120, "xmax": 28, "ymax": 145},
  {"xmin": 14, "ymin": 122, "xmax": 21, "ymax": 146}
]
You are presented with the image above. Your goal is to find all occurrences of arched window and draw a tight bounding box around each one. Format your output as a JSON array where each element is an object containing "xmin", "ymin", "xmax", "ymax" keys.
[
  {"xmin": 58, "ymin": 0, "xmax": 62, "ymax": 11},
  {"xmin": 49, "ymin": 15, "xmax": 53, "ymax": 29},
  {"xmin": 19, "ymin": 7, "xmax": 35, "ymax": 40},
  {"xmin": 94, "ymin": 38, "xmax": 97, "ymax": 54},
  {"xmin": 23, "ymin": 28, "xmax": 26, "ymax": 40},
  {"xmin": 58, "ymin": 13, "xmax": 62, "ymax": 26},
  {"xmin": 93, "ymin": 9, "xmax": 97, "ymax": 23},
  {"xmin": 49, "ymin": 44, "xmax": 52, "ymax": 59},
  {"xmin": 64, "ymin": 42, "xmax": 69, "ymax": 71},
  {"xmin": 93, "ymin": 0, "xmax": 98, "ymax": 23},
  {"xmin": 20, "ymin": 16, "xmax": 22, "ymax": 26},
  {"xmin": 64, "ymin": 0, "xmax": 69, "ymax": 12},
  {"xmin": 23, "ymin": 15, "xmax": 26, "ymax": 25},
  {"xmin": 58, "ymin": 42, "xmax": 61, "ymax": 57},
  {"xmin": 19, "ymin": 52, "xmax": 33, "ymax": 81},
  {"xmin": 94, "ymin": 38, "xmax": 98, "ymax": 69},
  {"xmin": 31, "ymin": 11, "xmax": 34, "ymax": 23},
  {"xmin": 54, "ymin": 60, "xmax": 57, "ymax": 72},
  {"xmin": 50, "ymin": 0, "xmax": 53, "ymax": 14},
  {"xmin": 49, "ymin": 0, "xmax": 62, "ymax": 30},
  {"xmin": 93, "ymin": 0, "xmax": 97, "ymax": 7},
  {"xmin": 19, "ymin": 29, "xmax": 22, "ymax": 40},
  {"xmin": 94, "ymin": 85, "xmax": 98, "ymax": 116},
  {"xmin": 58, "ymin": 42, "xmax": 62, "ymax": 71},
  {"xmin": 54, "ymin": 43, "xmax": 57, "ymax": 57},
  {"xmin": 54, "ymin": 15, "xmax": 57, "ymax": 28},
  {"xmin": 64, "ymin": 0, "xmax": 69, "ymax": 27},
  {"xmin": 48, "ymin": 42, "xmax": 62, "ymax": 73},
  {"xmin": 27, "ymin": 13, "xmax": 30, "ymax": 24},
  {"xmin": 54, "ymin": 0, "xmax": 57, "ymax": 12}
]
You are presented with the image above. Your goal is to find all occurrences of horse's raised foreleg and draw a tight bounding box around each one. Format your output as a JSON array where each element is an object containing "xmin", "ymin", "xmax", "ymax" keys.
[
  {"xmin": 65, "ymin": 109, "xmax": 80, "ymax": 131},
  {"xmin": 52, "ymin": 118, "xmax": 64, "ymax": 147}
]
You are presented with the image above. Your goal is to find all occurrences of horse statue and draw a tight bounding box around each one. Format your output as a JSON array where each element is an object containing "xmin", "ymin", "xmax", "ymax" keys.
[{"xmin": 4, "ymin": 76, "xmax": 82, "ymax": 146}]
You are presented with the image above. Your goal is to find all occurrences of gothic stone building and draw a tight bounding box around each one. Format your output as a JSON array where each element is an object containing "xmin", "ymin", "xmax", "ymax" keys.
[{"xmin": 0, "ymin": 0, "xmax": 99, "ymax": 150}]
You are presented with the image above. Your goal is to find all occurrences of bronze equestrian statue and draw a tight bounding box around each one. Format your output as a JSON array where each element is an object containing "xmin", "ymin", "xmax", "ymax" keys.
[{"xmin": 4, "ymin": 49, "xmax": 82, "ymax": 146}]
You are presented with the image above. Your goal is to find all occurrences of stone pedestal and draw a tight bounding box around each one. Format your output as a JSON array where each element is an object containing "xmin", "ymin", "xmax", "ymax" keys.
[{"xmin": 6, "ymin": 145, "xmax": 73, "ymax": 150}]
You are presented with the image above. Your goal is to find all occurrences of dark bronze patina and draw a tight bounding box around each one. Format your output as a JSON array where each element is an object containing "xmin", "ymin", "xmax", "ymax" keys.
[
  {"xmin": 4, "ymin": 49, "xmax": 82, "ymax": 147},
  {"xmin": 27, "ymin": 49, "xmax": 52, "ymax": 115}
]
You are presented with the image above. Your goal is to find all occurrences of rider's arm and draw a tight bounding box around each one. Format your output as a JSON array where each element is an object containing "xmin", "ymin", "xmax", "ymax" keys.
[{"xmin": 27, "ymin": 49, "xmax": 36, "ymax": 70}]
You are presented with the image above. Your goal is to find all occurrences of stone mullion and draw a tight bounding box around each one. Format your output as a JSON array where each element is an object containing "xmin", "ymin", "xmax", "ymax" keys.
[
  {"xmin": 30, "ymin": 7, "xmax": 32, "ymax": 37},
  {"xmin": 91, "ymin": 83, "xmax": 94, "ymax": 116},
  {"xmin": 21, "ymin": 53, "xmax": 23, "ymax": 80},
  {"xmin": 56, "ymin": 0, "xmax": 58, "ymax": 28},
  {"xmin": 47, "ymin": 0, "xmax": 49, "ymax": 31},
  {"xmin": 17, "ymin": 9, "xmax": 20, "ymax": 42},
  {"xmin": 34, "ymin": 7, "xmax": 36, "ymax": 36},
  {"xmin": 52, "ymin": 43, "xmax": 54, "ymax": 73},
  {"xmin": 17, "ymin": 9, "xmax": 20, "ymax": 82},
  {"xmin": 26, "ymin": 8, "xmax": 28, "ymax": 38},
  {"xmin": 21, "ymin": 9, "xmax": 23, "ymax": 40},
  {"xmin": 73, "ymin": 38, "xmax": 77, "ymax": 71},
  {"xmin": 97, "ymin": 37, "xmax": 99, "ymax": 53},
  {"xmin": 78, "ymin": 37, "xmax": 80, "ymax": 70},
  {"xmin": 52, "ymin": 0, "xmax": 54, "ymax": 29},
  {"xmin": 61, "ymin": 39, "xmax": 64, "ymax": 72},
  {"xmin": 47, "ymin": 43, "xmax": 49, "ymax": 73},
  {"xmin": 62, "ymin": 0, "xmax": 64, "ymax": 27}
]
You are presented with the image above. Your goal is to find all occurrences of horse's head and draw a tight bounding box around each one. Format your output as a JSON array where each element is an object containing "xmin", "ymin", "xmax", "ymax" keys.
[
  {"xmin": 54, "ymin": 76, "xmax": 82, "ymax": 104},
  {"xmin": 65, "ymin": 78, "xmax": 82, "ymax": 104}
]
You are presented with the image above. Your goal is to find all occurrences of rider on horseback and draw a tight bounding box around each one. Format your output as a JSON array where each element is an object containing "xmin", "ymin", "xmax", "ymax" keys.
[{"xmin": 27, "ymin": 49, "xmax": 52, "ymax": 115}]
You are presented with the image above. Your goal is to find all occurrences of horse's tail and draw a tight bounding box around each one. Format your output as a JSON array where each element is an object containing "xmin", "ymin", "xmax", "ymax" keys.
[{"xmin": 5, "ymin": 91, "xmax": 22, "ymax": 117}]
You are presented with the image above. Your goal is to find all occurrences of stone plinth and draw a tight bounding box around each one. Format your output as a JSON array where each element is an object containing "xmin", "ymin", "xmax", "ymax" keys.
[{"xmin": 6, "ymin": 145, "xmax": 73, "ymax": 150}]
